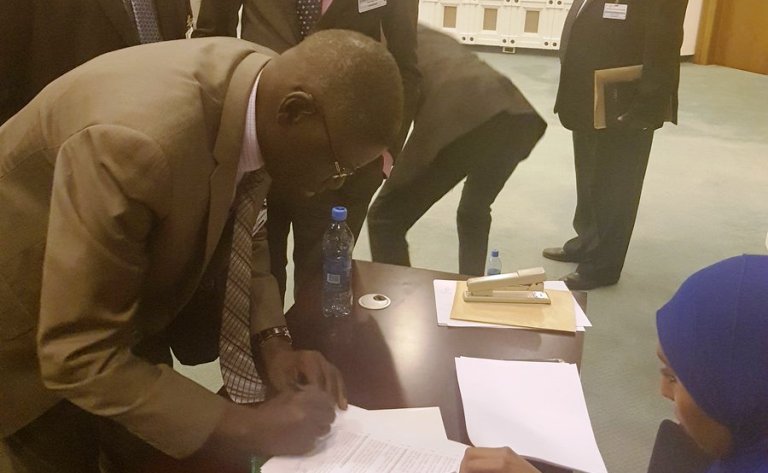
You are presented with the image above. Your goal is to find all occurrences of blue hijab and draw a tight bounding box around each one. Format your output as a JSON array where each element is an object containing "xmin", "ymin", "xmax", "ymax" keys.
[{"xmin": 657, "ymin": 255, "xmax": 768, "ymax": 473}]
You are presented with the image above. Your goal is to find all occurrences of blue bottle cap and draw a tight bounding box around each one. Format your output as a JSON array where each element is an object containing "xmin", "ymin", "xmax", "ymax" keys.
[
  {"xmin": 491, "ymin": 249, "xmax": 499, "ymax": 257},
  {"xmin": 331, "ymin": 206, "xmax": 347, "ymax": 222}
]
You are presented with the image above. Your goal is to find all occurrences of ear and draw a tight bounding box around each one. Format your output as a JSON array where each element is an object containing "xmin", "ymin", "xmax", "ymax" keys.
[{"xmin": 276, "ymin": 91, "xmax": 318, "ymax": 126}]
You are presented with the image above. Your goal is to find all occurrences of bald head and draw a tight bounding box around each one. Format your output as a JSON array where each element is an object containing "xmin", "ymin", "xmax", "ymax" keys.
[
  {"xmin": 292, "ymin": 30, "xmax": 403, "ymax": 147},
  {"xmin": 264, "ymin": 30, "xmax": 403, "ymax": 149},
  {"xmin": 257, "ymin": 30, "xmax": 404, "ymax": 195}
]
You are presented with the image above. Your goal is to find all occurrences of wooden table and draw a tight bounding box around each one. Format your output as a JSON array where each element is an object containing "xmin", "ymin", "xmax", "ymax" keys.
[
  {"xmin": 147, "ymin": 260, "xmax": 585, "ymax": 472},
  {"xmin": 287, "ymin": 260, "xmax": 585, "ymax": 447}
]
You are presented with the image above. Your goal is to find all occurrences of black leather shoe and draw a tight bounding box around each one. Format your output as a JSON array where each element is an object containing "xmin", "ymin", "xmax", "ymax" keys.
[
  {"xmin": 559, "ymin": 272, "xmax": 618, "ymax": 291},
  {"xmin": 542, "ymin": 247, "xmax": 583, "ymax": 263}
]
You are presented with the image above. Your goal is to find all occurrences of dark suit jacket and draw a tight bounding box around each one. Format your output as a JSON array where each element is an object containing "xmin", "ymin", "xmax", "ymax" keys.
[
  {"xmin": 387, "ymin": 26, "xmax": 546, "ymax": 189},
  {"xmin": 554, "ymin": 0, "xmax": 689, "ymax": 131},
  {"xmin": 0, "ymin": 0, "xmax": 191, "ymax": 125},
  {"xmin": 193, "ymin": 0, "xmax": 420, "ymax": 154}
]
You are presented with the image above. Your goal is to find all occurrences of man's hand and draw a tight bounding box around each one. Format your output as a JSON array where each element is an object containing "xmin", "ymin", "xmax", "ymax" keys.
[
  {"xmin": 207, "ymin": 386, "xmax": 336, "ymax": 460},
  {"xmin": 460, "ymin": 447, "xmax": 542, "ymax": 473},
  {"xmin": 260, "ymin": 337, "xmax": 348, "ymax": 409}
]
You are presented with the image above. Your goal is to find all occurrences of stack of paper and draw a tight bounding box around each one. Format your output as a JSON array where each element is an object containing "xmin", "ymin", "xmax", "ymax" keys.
[
  {"xmin": 261, "ymin": 406, "xmax": 467, "ymax": 473},
  {"xmin": 456, "ymin": 357, "xmax": 607, "ymax": 473},
  {"xmin": 434, "ymin": 280, "xmax": 592, "ymax": 331}
]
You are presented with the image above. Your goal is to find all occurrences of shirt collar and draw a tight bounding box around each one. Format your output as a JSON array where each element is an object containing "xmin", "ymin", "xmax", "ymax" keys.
[{"xmin": 237, "ymin": 71, "xmax": 265, "ymax": 184}]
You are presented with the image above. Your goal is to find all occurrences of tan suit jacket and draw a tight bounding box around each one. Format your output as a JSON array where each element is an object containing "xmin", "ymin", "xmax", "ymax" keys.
[{"xmin": 0, "ymin": 38, "xmax": 284, "ymax": 458}]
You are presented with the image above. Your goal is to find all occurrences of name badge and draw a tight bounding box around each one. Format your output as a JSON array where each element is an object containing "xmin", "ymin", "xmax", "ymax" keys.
[
  {"xmin": 359, "ymin": 0, "xmax": 386, "ymax": 13},
  {"xmin": 603, "ymin": 3, "xmax": 628, "ymax": 20}
]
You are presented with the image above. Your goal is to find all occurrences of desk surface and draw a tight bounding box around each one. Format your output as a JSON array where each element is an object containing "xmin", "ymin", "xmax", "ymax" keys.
[
  {"xmin": 146, "ymin": 260, "xmax": 585, "ymax": 472},
  {"xmin": 286, "ymin": 260, "xmax": 585, "ymax": 445}
]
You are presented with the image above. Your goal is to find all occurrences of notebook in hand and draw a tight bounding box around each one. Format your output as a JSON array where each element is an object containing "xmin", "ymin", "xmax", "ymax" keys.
[{"xmin": 593, "ymin": 65, "xmax": 643, "ymax": 129}]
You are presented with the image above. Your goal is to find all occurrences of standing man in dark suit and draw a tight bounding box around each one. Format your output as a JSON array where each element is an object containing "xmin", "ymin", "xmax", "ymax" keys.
[
  {"xmin": 368, "ymin": 26, "xmax": 547, "ymax": 276},
  {"xmin": 543, "ymin": 0, "xmax": 689, "ymax": 290},
  {"xmin": 193, "ymin": 0, "xmax": 420, "ymax": 299},
  {"xmin": 0, "ymin": 0, "xmax": 192, "ymax": 125}
]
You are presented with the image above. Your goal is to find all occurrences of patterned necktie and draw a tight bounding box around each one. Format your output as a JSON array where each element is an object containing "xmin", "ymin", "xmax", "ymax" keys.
[
  {"xmin": 219, "ymin": 170, "xmax": 269, "ymax": 404},
  {"xmin": 129, "ymin": 0, "xmax": 163, "ymax": 44},
  {"xmin": 297, "ymin": 0, "xmax": 323, "ymax": 38}
]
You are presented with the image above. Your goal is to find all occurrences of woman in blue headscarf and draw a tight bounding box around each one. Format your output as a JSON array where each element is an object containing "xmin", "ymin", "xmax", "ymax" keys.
[
  {"xmin": 458, "ymin": 255, "xmax": 768, "ymax": 473},
  {"xmin": 656, "ymin": 254, "xmax": 768, "ymax": 472}
]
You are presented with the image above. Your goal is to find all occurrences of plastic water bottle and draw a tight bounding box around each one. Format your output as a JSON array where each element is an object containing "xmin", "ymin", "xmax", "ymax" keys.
[
  {"xmin": 486, "ymin": 249, "xmax": 502, "ymax": 275},
  {"xmin": 322, "ymin": 206, "xmax": 355, "ymax": 317}
]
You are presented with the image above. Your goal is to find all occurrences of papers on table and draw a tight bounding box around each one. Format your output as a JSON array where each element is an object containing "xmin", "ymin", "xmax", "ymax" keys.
[
  {"xmin": 261, "ymin": 406, "xmax": 466, "ymax": 473},
  {"xmin": 340, "ymin": 406, "xmax": 448, "ymax": 448},
  {"xmin": 456, "ymin": 357, "xmax": 607, "ymax": 473},
  {"xmin": 434, "ymin": 280, "xmax": 591, "ymax": 331}
]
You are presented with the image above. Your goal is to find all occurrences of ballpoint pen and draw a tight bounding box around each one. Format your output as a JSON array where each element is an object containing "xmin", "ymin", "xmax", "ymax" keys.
[
  {"xmin": 519, "ymin": 358, "xmax": 565, "ymax": 363},
  {"xmin": 250, "ymin": 455, "xmax": 265, "ymax": 473}
]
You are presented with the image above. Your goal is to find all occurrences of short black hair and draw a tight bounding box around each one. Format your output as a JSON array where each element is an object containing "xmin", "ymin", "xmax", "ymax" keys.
[{"xmin": 297, "ymin": 30, "xmax": 404, "ymax": 149}]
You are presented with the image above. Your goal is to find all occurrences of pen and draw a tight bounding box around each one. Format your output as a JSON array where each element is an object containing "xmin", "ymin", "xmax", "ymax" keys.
[
  {"xmin": 515, "ymin": 358, "xmax": 565, "ymax": 363},
  {"xmin": 250, "ymin": 455, "xmax": 261, "ymax": 473}
]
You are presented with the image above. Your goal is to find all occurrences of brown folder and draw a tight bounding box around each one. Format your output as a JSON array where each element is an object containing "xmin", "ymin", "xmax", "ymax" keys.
[
  {"xmin": 450, "ymin": 283, "xmax": 577, "ymax": 333},
  {"xmin": 593, "ymin": 65, "xmax": 643, "ymax": 129},
  {"xmin": 594, "ymin": 65, "xmax": 674, "ymax": 129}
]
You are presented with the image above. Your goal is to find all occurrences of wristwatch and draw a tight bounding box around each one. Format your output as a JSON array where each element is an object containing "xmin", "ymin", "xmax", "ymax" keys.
[{"xmin": 253, "ymin": 326, "xmax": 292, "ymax": 346}]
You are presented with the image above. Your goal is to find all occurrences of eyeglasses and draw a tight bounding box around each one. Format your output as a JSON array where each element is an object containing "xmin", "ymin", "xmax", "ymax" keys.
[{"xmin": 319, "ymin": 109, "xmax": 354, "ymax": 188}]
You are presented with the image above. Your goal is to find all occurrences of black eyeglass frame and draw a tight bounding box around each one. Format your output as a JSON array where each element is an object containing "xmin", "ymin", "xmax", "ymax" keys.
[{"xmin": 318, "ymin": 108, "xmax": 355, "ymax": 184}]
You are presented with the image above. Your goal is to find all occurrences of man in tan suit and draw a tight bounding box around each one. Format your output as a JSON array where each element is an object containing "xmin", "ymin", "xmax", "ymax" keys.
[{"xmin": 0, "ymin": 31, "xmax": 403, "ymax": 472}]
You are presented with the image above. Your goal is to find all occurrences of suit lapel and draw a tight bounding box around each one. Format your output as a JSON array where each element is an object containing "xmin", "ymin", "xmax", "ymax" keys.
[
  {"xmin": 204, "ymin": 53, "xmax": 272, "ymax": 266},
  {"xmin": 559, "ymin": 0, "xmax": 588, "ymax": 60},
  {"xmin": 316, "ymin": 0, "xmax": 357, "ymax": 30},
  {"xmin": 581, "ymin": 0, "xmax": 597, "ymax": 14},
  {"xmin": 96, "ymin": 0, "xmax": 140, "ymax": 45},
  {"xmin": 260, "ymin": 0, "xmax": 302, "ymax": 47},
  {"xmin": 318, "ymin": 0, "xmax": 346, "ymax": 25},
  {"xmin": 155, "ymin": 0, "xmax": 189, "ymax": 40}
]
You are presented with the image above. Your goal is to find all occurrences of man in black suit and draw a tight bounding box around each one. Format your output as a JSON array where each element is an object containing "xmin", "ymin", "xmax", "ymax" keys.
[
  {"xmin": 544, "ymin": 0, "xmax": 689, "ymax": 290},
  {"xmin": 0, "ymin": 0, "xmax": 192, "ymax": 125},
  {"xmin": 368, "ymin": 26, "xmax": 547, "ymax": 276},
  {"xmin": 194, "ymin": 0, "xmax": 419, "ymax": 299}
]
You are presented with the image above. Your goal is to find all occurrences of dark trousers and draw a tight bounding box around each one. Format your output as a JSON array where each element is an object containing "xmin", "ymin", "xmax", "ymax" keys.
[
  {"xmin": 267, "ymin": 158, "xmax": 383, "ymax": 300},
  {"xmin": 563, "ymin": 127, "xmax": 654, "ymax": 281},
  {"xmin": 2, "ymin": 400, "xmax": 159, "ymax": 473},
  {"xmin": 368, "ymin": 113, "xmax": 540, "ymax": 276}
]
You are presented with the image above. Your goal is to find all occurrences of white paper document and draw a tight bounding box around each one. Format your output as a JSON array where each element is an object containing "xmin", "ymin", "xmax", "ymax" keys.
[
  {"xmin": 455, "ymin": 357, "xmax": 607, "ymax": 473},
  {"xmin": 337, "ymin": 406, "xmax": 448, "ymax": 447},
  {"xmin": 262, "ymin": 406, "xmax": 466, "ymax": 473},
  {"xmin": 434, "ymin": 280, "xmax": 591, "ymax": 330}
]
